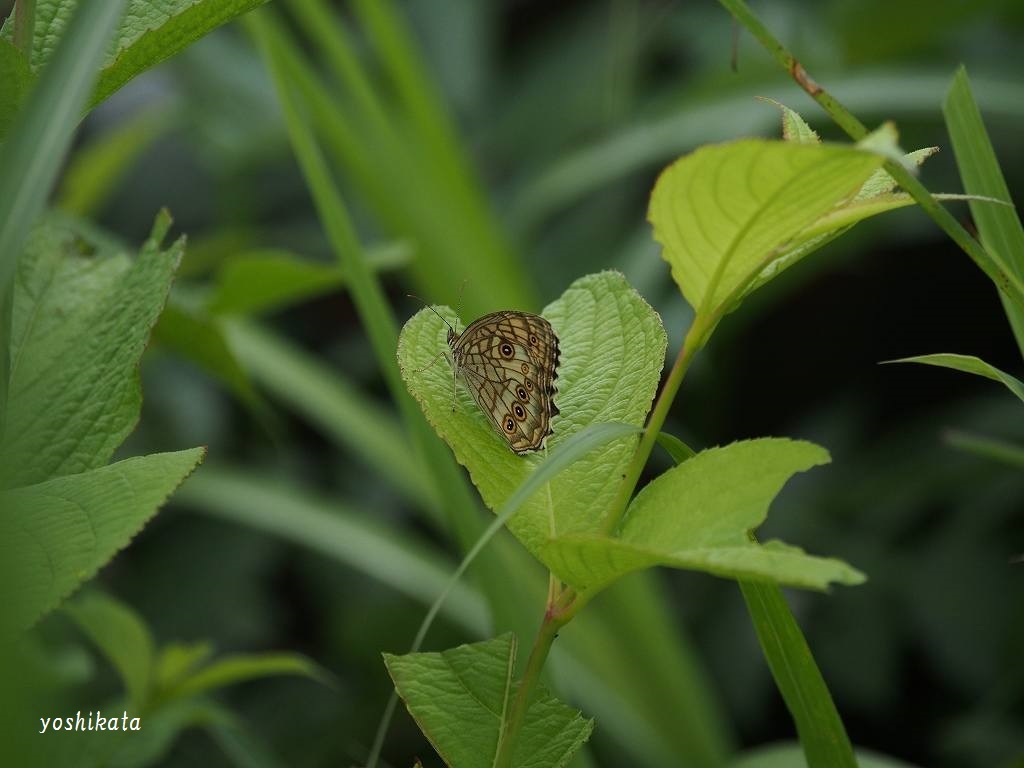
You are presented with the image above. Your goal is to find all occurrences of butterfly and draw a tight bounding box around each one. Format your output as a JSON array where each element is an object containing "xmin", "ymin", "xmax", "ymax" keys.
[{"xmin": 419, "ymin": 306, "xmax": 561, "ymax": 454}]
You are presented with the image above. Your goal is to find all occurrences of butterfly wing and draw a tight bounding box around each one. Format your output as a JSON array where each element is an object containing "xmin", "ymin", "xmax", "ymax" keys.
[{"xmin": 453, "ymin": 311, "xmax": 560, "ymax": 454}]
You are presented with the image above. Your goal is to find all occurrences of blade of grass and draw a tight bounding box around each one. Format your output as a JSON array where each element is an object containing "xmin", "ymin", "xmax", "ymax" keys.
[
  {"xmin": 944, "ymin": 429, "xmax": 1024, "ymax": 469},
  {"xmin": 175, "ymin": 465, "xmax": 489, "ymax": 637},
  {"xmin": 0, "ymin": 0, "xmax": 126, "ymax": 437},
  {"xmin": 346, "ymin": 0, "xmax": 535, "ymax": 316},
  {"xmin": 221, "ymin": 318, "xmax": 440, "ymax": 518},
  {"xmin": 739, "ymin": 580, "xmax": 857, "ymax": 768},
  {"xmin": 944, "ymin": 66, "xmax": 1024, "ymax": 359},
  {"xmin": 248, "ymin": 8, "xmax": 541, "ymax": 645}
]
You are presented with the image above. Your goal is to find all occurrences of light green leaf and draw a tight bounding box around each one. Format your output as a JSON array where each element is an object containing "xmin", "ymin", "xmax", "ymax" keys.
[
  {"xmin": 1, "ymin": 214, "xmax": 182, "ymax": 488},
  {"xmin": 757, "ymin": 97, "xmax": 820, "ymax": 144},
  {"xmin": 885, "ymin": 353, "xmax": 1024, "ymax": 403},
  {"xmin": 0, "ymin": 39, "xmax": 32, "ymax": 139},
  {"xmin": 384, "ymin": 633, "xmax": 592, "ymax": 768},
  {"xmin": 397, "ymin": 271, "xmax": 666, "ymax": 566},
  {"xmin": 0, "ymin": 448, "xmax": 205, "ymax": 634},
  {"xmin": 64, "ymin": 591, "xmax": 155, "ymax": 708},
  {"xmin": 542, "ymin": 439, "xmax": 864, "ymax": 593},
  {"xmin": 944, "ymin": 66, "xmax": 1024, "ymax": 357},
  {"xmin": 655, "ymin": 431, "xmax": 696, "ymax": 463},
  {"xmin": 649, "ymin": 137, "xmax": 888, "ymax": 315},
  {"xmin": 854, "ymin": 147, "xmax": 938, "ymax": 201},
  {"xmin": 160, "ymin": 652, "xmax": 327, "ymax": 704}
]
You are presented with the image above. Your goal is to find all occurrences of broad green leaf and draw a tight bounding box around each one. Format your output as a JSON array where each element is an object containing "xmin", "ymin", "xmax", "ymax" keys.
[
  {"xmin": 57, "ymin": 107, "xmax": 171, "ymax": 216},
  {"xmin": 885, "ymin": 353, "xmax": 1024, "ymax": 403},
  {"xmin": 64, "ymin": 591, "xmax": 155, "ymax": 708},
  {"xmin": 0, "ymin": 448, "xmax": 205, "ymax": 634},
  {"xmin": 0, "ymin": 0, "xmax": 125, "ymax": 300},
  {"xmin": 944, "ymin": 430, "xmax": 1024, "ymax": 468},
  {"xmin": 740, "ymin": 581, "xmax": 857, "ymax": 768},
  {"xmin": 0, "ymin": 39, "xmax": 32, "ymax": 139},
  {"xmin": 649, "ymin": 136, "xmax": 888, "ymax": 315},
  {"xmin": 542, "ymin": 439, "xmax": 864, "ymax": 593},
  {"xmin": 385, "ymin": 633, "xmax": 592, "ymax": 768},
  {"xmin": 152, "ymin": 299, "xmax": 261, "ymax": 410},
  {"xmin": 159, "ymin": 652, "xmax": 327, "ymax": 704},
  {"xmin": 945, "ymin": 66, "xmax": 1024, "ymax": 357},
  {"xmin": 397, "ymin": 271, "xmax": 666, "ymax": 566},
  {"xmin": 1, "ymin": 214, "xmax": 182, "ymax": 488},
  {"xmin": 1, "ymin": 1, "xmax": 272, "ymax": 108},
  {"xmin": 367, "ymin": 422, "xmax": 642, "ymax": 768}
]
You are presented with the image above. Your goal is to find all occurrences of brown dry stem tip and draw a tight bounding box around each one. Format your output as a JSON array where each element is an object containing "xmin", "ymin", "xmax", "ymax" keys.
[{"xmin": 790, "ymin": 60, "xmax": 822, "ymax": 96}]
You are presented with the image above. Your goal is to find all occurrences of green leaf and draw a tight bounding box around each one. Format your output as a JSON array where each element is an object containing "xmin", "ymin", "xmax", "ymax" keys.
[
  {"xmin": 397, "ymin": 271, "xmax": 666, "ymax": 566},
  {"xmin": 739, "ymin": 582, "xmax": 858, "ymax": 768},
  {"xmin": 160, "ymin": 652, "xmax": 327, "ymax": 704},
  {"xmin": 64, "ymin": 591, "xmax": 155, "ymax": 708},
  {"xmin": 1, "ymin": 214, "xmax": 182, "ymax": 488},
  {"xmin": 655, "ymin": 431, "xmax": 697, "ymax": 463},
  {"xmin": 649, "ymin": 135, "xmax": 888, "ymax": 316},
  {"xmin": 757, "ymin": 97, "xmax": 820, "ymax": 144},
  {"xmin": 0, "ymin": 39, "xmax": 32, "ymax": 139},
  {"xmin": 155, "ymin": 642, "xmax": 216, "ymax": 690},
  {"xmin": 384, "ymin": 633, "xmax": 593, "ymax": 768},
  {"xmin": 944, "ymin": 66, "xmax": 1024, "ymax": 357},
  {"xmin": 1, "ymin": 1, "xmax": 273, "ymax": 108},
  {"xmin": 0, "ymin": 0, "xmax": 125, "ymax": 301},
  {"xmin": 542, "ymin": 439, "xmax": 864, "ymax": 593},
  {"xmin": 0, "ymin": 448, "xmax": 205, "ymax": 634},
  {"xmin": 885, "ymin": 353, "xmax": 1024, "ymax": 403},
  {"xmin": 944, "ymin": 429, "xmax": 1024, "ymax": 468}
]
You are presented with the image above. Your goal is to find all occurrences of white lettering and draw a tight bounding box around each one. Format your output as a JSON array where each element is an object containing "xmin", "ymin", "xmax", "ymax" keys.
[{"xmin": 39, "ymin": 718, "xmax": 49, "ymax": 734}]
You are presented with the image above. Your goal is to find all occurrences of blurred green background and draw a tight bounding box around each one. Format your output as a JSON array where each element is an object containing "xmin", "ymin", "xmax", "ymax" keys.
[{"xmin": 7, "ymin": 0, "xmax": 1024, "ymax": 765}]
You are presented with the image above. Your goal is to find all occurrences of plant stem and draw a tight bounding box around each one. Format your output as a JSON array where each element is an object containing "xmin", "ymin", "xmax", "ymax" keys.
[
  {"xmin": 599, "ymin": 315, "xmax": 708, "ymax": 535},
  {"xmin": 718, "ymin": 0, "xmax": 1024, "ymax": 312},
  {"xmin": 494, "ymin": 605, "xmax": 566, "ymax": 768},
  {"xmin": 14, "ymin": 0, "xmax": 35, "ymax": 61}
]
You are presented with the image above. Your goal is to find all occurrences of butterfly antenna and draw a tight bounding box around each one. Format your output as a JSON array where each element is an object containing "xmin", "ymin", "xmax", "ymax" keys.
[{"xmin": 407, "ymin": 293, "xmax": 456, "ymax": 335}]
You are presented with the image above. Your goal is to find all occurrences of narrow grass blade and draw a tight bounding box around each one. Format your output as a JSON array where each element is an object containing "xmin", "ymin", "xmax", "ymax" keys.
[
  {"xmin": 944, "ymin": 430, "xmax": 1024, "ymax": 469},
  {"xmin": 739, "ymin": 581, "xmax": 857, "ymax": 768},
  {"xmin": 0, "ymin": 0, "xmax": 125, "ymax": 296},
  {"xmin": 944, "ymin": 67, "xmax": 1024, "ymax": 359}
]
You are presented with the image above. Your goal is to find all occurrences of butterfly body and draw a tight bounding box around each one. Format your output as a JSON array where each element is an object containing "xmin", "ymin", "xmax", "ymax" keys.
[{"xmin": 448, "ymin": 311, "xmax": 560, "ymax": 454}]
